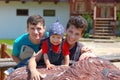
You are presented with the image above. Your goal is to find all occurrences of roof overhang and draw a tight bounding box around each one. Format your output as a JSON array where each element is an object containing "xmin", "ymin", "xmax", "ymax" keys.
[
  {"xmin": 1, "ymin": 0, "xmax": 62, "ymax": 4},
  {"xmin": 93, "ymin": 0, "xmax": 120, "ymax": 3}
]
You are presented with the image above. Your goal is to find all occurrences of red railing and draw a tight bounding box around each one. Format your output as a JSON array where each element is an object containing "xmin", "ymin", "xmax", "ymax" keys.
[{"xmin": 93, "ymin": 2, "xmax": 117, "ymax": 37}]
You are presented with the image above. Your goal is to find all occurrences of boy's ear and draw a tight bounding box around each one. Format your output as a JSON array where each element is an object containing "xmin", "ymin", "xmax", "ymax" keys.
[
  {"xmin": 44, "ymin": 25, "xmax": 46, "ymax": 29},
  {"xmin": 81, "ymin": 29, "xmax": 85, "ymax": 37},
  {"xmin": 81, "ymin": 33, "xmax": 84, "ymax": 37},
  {"xmin": 44, "ymin": 25, "xmax": 47, "ymax": 30},
  {"xmin": 44, "ymin": 26, "xmax": 46, "ymax": 32}
]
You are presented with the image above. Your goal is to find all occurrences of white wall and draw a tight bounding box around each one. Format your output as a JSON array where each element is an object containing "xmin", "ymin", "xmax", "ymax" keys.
[{"xmin": 0, "ymin": 1, "xmax": 70, "ymax": 39}]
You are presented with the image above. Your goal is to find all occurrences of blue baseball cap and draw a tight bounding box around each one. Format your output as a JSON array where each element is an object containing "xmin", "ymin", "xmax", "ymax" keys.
[{"xmin": 49, "ymin": 19, "xmax": 64, "ymax": 37}]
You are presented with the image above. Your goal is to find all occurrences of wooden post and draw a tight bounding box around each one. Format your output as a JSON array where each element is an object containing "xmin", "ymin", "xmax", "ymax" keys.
[
  {"xmin": 114, "ymin": 3, "xmax": 117, "ymax": 37},
  {"xmin": 1, "ymin": 43, "xmax": 11, "ymax": 58},
  {"xmin": 93, "ymin": 3, "xmax": 97, "ymax": 35},
  {"xmin": 0, "ymin": 44, "xmax": 6, "ymax": 80},
  {"xmin": 0, "ymin": 43, "xmax": 12, "ymax": 80},
  {"xmin": 1, "ymin": 43, "xmax": 7, "ymax": 58}
]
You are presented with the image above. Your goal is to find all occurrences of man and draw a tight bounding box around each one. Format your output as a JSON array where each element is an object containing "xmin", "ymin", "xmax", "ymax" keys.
[{"xmin": 12, "ymin": 14, "xmax": 47, "ymax": 68}]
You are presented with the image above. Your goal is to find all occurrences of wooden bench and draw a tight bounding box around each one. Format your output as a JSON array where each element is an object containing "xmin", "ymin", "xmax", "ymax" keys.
[
  {"xmin": 0, "ymin": 58, "xmax": 17, "ymax": 68},
  {"xmin": 0, "ymin": 58, "xmax": 17, "ymax": 80}
]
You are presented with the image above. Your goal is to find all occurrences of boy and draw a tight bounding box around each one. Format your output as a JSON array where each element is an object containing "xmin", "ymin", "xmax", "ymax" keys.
[
  {"xmin": 28, "ymin": 20, "xmax": 70, "ymax": 80},
  {"xmin": 65, "ymin": 16, "xmax": 95, "ymax": 64}
]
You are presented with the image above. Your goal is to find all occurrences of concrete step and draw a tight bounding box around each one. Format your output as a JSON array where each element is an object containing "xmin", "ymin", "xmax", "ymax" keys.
[
  {"xmin": 96, "ymin": 18, "xmax": 114, "ymax": 20},
  {"xmin": 93, "ymin": 39, "xmax": 115, "ymax": 43},
  {"xmin": 92, "ymin": 35, "xmax": 114, "ymax": 39},
  {"xmin": 94, "ymin": 33, "xmax": 114, "ymax": 35}
]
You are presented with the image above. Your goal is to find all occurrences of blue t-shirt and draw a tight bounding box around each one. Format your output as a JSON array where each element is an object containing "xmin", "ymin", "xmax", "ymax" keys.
[
  {"xmin": 12, "ymin": 33, "xmax": 41, "ymax": 57},
  {"xmin": 45, "ymin": 31, "xmax": 49, "ymax": 38}
]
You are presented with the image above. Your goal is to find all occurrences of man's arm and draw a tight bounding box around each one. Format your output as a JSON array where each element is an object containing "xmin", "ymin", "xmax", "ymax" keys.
[
  {"xmin": 28, "ymin": 50, "xmax": 46, "ymax": 80},
  {"xmin": 12, "ymin": 40, "xmax": 22, "ymax": 64},
  {"xmin": 28, "ymin": 50, "xmax": 42, "ymax": 72},
  {"xmin": 12, "ymin": 55, "xmax": 21, "ymax": 64}
]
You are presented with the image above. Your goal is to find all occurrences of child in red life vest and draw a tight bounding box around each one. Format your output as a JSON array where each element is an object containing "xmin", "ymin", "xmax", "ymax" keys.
[{"xmin": 42, "ymin": 20, "xmax": 70, "ymax": 69}]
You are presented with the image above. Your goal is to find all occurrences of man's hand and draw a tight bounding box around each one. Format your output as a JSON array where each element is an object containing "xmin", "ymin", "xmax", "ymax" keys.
[{"xmin": 30, "ymin": 69, "xmax": 46, "ymax": 80}]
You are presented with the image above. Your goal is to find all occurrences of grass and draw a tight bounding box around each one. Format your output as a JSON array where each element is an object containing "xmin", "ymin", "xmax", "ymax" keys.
[
  {"xmin": 0, "ymin": 39, "xmax": 14, "ymax": 45},
  {"xmin": 7, "ymin": 49, "xmax": 12, "ymax": 55}
]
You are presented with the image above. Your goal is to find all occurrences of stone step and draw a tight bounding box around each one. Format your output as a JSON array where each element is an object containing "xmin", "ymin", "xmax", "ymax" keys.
[
  {"xmin": 95, "ymin": 26, "xmax": 113, "ymax": 29},
  {"xmin": 94, "ymin": 32, "xmax": 114, "ymax": 34},
  {"xmin": 93, "ymin": 39, "xmax": 115, "ymax": 43},
  {"xmin": 95, "ymin": 29, "xmax": 113, "ymax": 32},
  {"xmin": 95, "ymin": 24, "xmax": 113, "ymax": 26},
  {"xmin": 96, "ymin": 18, "xmax": 114, "ymax": 20},
  {"xmin": 92, "ymin": 35, "xmax": 114, "ymax": 39}
]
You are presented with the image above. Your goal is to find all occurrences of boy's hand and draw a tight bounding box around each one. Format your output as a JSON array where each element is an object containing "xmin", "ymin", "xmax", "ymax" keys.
[
  {"xmin": 46, "ymin": 64, "xmax": 55, "ymax": 70},
  {"xmin": 30, "ymin": 69, "xmax": 46, "ymax": 80},
  {"xmin": 81, "ymin": 46, "xmax": 92, "ymax": 54},
  {"xmin": 80, "ymin": 52, "xmax": 96, "ymax": 60},
  {"xmin": 80, "ymin": 46, "xmax": 96, "ymax": 60}
]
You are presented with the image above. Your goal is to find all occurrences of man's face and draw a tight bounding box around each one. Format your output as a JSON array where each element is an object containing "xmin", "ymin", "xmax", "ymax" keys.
[
  {"xmin": 27, "ymin": 22, "xmax": 45, "ymax": 42},
  {"xmin": 50, "ymin": 34, "xmax": 62, "ymax": 46},
  {"xmin": 66, "ymin": 25, "xmax": 83, "ymax": 46}
]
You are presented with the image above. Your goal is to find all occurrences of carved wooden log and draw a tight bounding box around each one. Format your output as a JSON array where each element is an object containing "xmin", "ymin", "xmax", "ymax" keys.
[{"xmin": 6, "ymin": 57, "xmax": 120, "ymax": 80}]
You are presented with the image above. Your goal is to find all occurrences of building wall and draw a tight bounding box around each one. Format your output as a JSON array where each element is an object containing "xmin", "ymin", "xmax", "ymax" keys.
[{"xmin": 0, "ymin": 1, "xmax": 70, "ymax": 39}]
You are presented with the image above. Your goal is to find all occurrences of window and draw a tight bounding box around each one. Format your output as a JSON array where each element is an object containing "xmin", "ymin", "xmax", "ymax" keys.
[
  {"xmin": 75, "ymin": 2, "xmax": 85, "ymax": 13},
  {"xmin": 43, "ymin": 9, "xmax": 55, "ymax": 16},
  {"xmin": 16, "ymin": 9, "xmax": 29, "ymax": 16}
]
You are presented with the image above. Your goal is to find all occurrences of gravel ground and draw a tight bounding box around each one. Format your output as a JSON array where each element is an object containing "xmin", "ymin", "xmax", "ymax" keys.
[
  {"xmin": 80, "ymin": 41, "xmax": 120, "ymax": 69},
  {"xmin": 81, "ymin": 41, "xmax": 120, "ymax": 56}
]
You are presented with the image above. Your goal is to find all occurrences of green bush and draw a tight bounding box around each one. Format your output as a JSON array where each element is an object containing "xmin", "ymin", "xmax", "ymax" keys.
[
  {"xmin": 117, "ymin": 12, "xmax": 120, "ymax": 36},
  {"xmin": 82, "ymin": 13, "xmax": 93, "ymax": 38},
  {"xmin": 83, "ymin": 33, "xmax": 90, "ymax": 38},
  {"xmin": 117, "ymin": 12, "xmax": 120, "ymax": 31}
]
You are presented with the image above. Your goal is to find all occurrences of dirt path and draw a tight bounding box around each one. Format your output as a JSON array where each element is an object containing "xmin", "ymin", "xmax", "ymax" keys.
[{"xmin": 80, "ymin": 41, "xmax": 120, "ymax": 69}]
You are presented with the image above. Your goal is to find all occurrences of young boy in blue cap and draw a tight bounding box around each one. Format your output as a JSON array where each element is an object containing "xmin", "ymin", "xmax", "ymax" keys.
[
  {"xmin": 41, "ymin": 20, "xmax": 70, "ymax": 69},
  {"xmin": 28, "ymin": 20, "xmax": 70, "ymax": 80}
]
